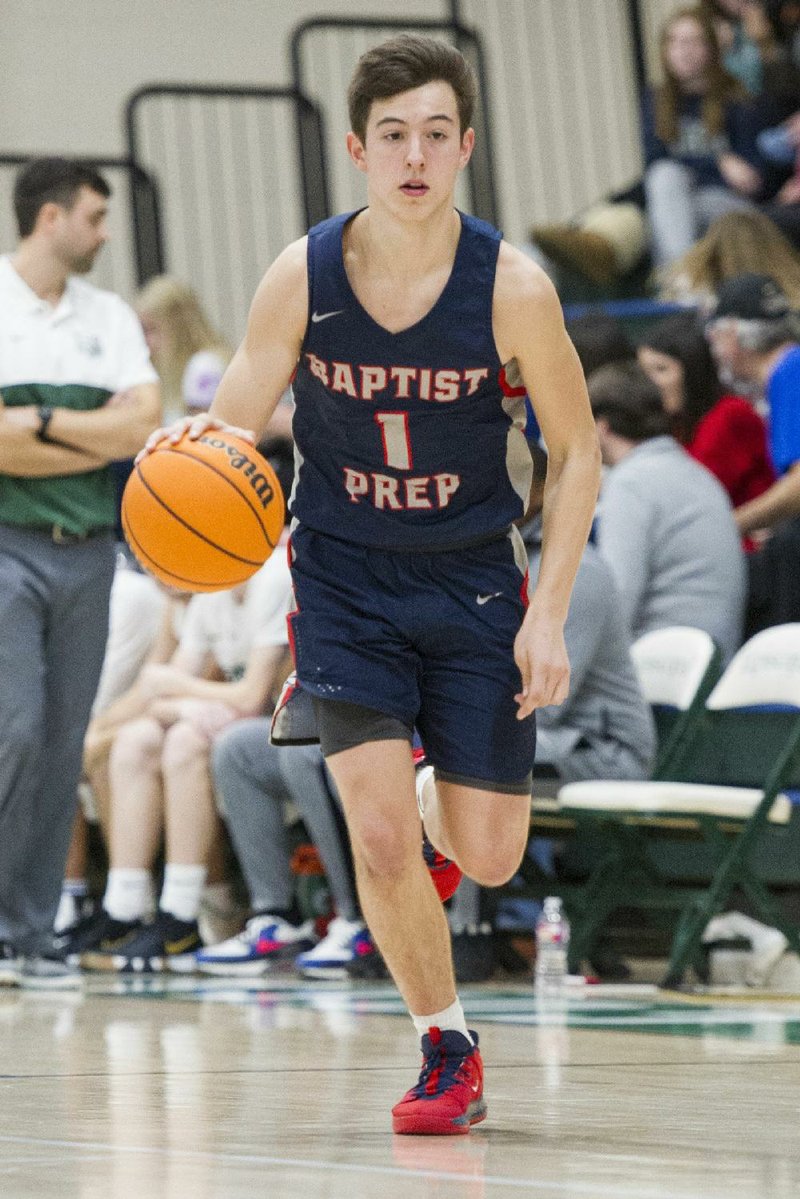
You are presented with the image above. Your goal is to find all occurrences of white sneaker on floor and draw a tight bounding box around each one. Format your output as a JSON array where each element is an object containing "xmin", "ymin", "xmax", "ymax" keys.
[
  {"xmin": 19, "ymin": 952, "xmax": 82, "ymax": 990},
  {"xmin": 294, "ymin": 917, "xmax": 369, "ymax": 980},
  {"xmin": 196, "ymin": 914, "xmax": 316, "ymax": 976}
]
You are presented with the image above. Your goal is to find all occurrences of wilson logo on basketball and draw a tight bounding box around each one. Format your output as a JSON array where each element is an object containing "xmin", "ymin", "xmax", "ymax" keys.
[{"xmin": 198, "ymin": 435, "xmax": 276, "ymax": 510}]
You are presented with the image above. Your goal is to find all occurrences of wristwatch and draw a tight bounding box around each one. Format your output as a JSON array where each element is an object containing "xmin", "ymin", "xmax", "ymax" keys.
[{"xmin": 36, "ymin": 406, "xmax": 54, "ymax": 442}]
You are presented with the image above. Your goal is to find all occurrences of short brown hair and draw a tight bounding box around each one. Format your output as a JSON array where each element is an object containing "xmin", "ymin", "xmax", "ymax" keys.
[
  {"xmin": 347, "ymin": 34, "xmax": 476, "ymax": 142},
  {"xmin": 588, "ymin": 362, "xmax": 671, "ymax": 442},
  {"xmin": 14, "ymin": 157, "xmax": 110, "ymax": 239}
]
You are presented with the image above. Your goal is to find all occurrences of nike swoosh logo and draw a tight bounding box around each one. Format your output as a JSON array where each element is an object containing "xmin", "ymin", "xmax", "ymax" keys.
[
  {"xmin": 165, "ymin": 934, "xmax": 199, "ymax": 955},
  {"xmin": 311, "ymin": 309, "xmax": 344, "ymax": 323},
  {"xmin": 476, "ymin": 592, "xmax": 502, "ymax": 605}
]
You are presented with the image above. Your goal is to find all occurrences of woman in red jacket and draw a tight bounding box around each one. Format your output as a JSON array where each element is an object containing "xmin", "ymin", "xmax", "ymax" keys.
[{"xmin": 638, "ymin": 310, "xmax": 774, "ymax": 546}]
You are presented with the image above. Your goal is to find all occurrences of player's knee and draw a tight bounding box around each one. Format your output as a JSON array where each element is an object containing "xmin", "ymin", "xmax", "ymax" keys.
[
  {"xmin": 455, "ymin": 837, "xmax": 526, "ymax": 889},
  {"xmin": 348, "ymin": 809, "xmax": 417, "ymax": 879}
]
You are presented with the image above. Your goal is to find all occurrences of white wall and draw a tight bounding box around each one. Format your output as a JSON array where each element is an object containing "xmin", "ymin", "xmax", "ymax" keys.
[
  {"xmin": 0, "ymin": 0, "xmax": 438, "ymax": 156},
  {"xmin": 1, "ymin": 1, "xmax": 674, "ymax": 332}
]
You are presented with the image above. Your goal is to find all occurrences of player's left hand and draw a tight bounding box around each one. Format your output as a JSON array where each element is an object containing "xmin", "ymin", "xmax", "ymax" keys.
[{"xmin": 513, "ymin": 612, "xmax": 570, "ymax": 719}]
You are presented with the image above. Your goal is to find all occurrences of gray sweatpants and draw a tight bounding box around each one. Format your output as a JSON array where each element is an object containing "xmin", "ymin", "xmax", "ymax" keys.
[
  {"xmin": 0, "ymin": 525, "xmax": 115, "ymax": 953},
  {"xmin": 211, "ymin": 719, "xmax": 358, "ymax": 922}
]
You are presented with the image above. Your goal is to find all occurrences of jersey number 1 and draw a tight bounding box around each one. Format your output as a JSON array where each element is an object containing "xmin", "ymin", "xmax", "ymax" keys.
[{"xmin": 374, "ymin": 411, "xmax": 412, "ymax": 470}]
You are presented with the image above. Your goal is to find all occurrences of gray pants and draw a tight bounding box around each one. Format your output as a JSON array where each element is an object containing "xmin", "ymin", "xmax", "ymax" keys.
[
  {"xmin": 0, "ymin": 525, "xmax": 115, "ymax": 952},
  {"xmin": 212, "ymin": 719, "xmax": 358, "ymax": 922},
  {"xmin": 645, "ymin": 160, "xmax": 756, "ymax": 267}
]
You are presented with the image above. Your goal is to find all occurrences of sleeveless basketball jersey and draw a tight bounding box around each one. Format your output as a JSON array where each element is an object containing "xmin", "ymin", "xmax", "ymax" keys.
[{"xmin": 290, "ymin": 210, "xmax": 532, "ymax": 550}]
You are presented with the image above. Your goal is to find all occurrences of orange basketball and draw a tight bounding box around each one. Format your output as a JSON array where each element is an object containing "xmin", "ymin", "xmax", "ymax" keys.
[{"xmin": 122, "ymin": 432, "xmax": 285, "ymax": 592}]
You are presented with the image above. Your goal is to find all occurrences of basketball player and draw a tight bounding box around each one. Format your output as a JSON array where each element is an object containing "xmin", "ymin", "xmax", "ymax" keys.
[{"xmin": 143, "ymin": 36, "xmax": 601, "ymax": 1134}]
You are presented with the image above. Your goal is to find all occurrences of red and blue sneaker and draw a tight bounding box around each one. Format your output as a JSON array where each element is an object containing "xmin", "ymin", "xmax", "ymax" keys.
[
  {"xmin": 422, "ymin": 835, "xmax": 463, "ymax": 902},
  {"xmin": 415, "ymin": 752, "xmax": 463, "ymax": 902},
  {"xmin": 392, "ymin": 1027, "xmax": 486, "ymax": 1135}
]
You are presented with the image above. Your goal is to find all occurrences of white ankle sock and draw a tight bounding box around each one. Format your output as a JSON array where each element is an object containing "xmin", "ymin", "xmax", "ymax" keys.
[
  {"xmin": 104, "ymin": 868, "xmax": 153, "ymax": 922},
  {"xmin": 160, "ymin": 864, "xmax": 207, "ymax": 923},
  {"xmin": 415, "ymin": 764, "xmax": 435, "ymax": 819},
  {"xmin": 411, "ymin": 998, "xmax": 473, "ymax": 1043}
]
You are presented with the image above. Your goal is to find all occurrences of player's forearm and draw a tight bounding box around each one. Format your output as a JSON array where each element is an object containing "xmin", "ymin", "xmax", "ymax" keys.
[
  {"xmin": 209, "ymin": 349, "xmax": 285, "ymax": 439},
  {"xmin": 736, "ymin": 466, "xmax": 800, "ymax": 534},
  {"xmin": 48, "ymin": 386, "xmax": 161, "ymax": 459},
  {"xmin": 530, "ymin": 437, "xmax": 601, "ymax": 624},
  {"xmin": 0, "ymin": 425, "xmax": 106, "ymax": 476}
]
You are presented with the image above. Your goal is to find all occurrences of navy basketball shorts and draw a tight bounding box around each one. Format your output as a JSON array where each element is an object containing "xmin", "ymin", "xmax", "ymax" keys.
[{"xmin": 287, "ymin": 523, "xmax": 537, "ymax": 791}]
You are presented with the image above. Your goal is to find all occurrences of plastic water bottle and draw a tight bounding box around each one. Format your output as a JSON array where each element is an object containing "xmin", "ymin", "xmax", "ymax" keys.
[{"xmin": 535, "ymin": 896, "xmax": 570, "ymax": 1000}]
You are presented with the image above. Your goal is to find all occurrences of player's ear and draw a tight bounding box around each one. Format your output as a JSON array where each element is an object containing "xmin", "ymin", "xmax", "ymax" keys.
[
  {"xmin": 458, "ymin": 127, "xmax": 475, "ymax": 170},
  {"xmin": 346, "ymin": 131, "xmax": 368, "ymax": 174}
]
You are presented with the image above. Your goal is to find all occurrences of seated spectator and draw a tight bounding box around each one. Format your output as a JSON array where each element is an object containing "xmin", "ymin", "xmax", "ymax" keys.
[
  {"xmin": 767, "ymin": 0, "xmax": 800, "ymax": 68},
  {"xmin": 657, "ymin": 208, "xmax": 800, "ymax": 304},
  {"xmin": 523, "ymin": 444, "xmax": 657, "ymax": 785},
  {"xmin": 135, "ymin": 276, "xmax": 232, "ymax": 422},
  {"xmin": 701, "ymin": 2, "xmax": 800, "ymax": 244},
  {"xmin": 637, "ymin": 311, "xmax": 775, "ymax": 542},
  {"xmin": 588, "ymin": 360, "xmax": 746, "ymax": 662},
  {"xmin": 706, "ymin": 271, "xmax": 800, "ymax": 627},
  {"xmin": 528, "ymin": 3, "xmax": 787, "ymax": 293},
  {"xmin": 63, "ymin": 546, "xmax": 293, "ymax": 973},
  {"xmin": 643, "ymin": 6, "xmax": 764, "ymax": 267},
  {"xmin": 448, "ymin": 444, "xmax": 657, "ymax": 981},
  {"xmin": 701, "ymin": 0, "xmax": 766, "ymax": 94},
  {"xmin": 80, "ymin": 572, "xmax": 188, "ymax": 834},
  {"xmin": 196, "ymin": 725, "xmax": 367, "ymax": 980},
  {"xmin": 55, "ymin": 559, "xmax": 174, "ymax": 934},
  {"xmin": 565, "ymin": 312, "xmax": 635, "ymax": 378},
  {"xmin": 706, "ymin": 272, "xmax": 800, "ymax": 527}
]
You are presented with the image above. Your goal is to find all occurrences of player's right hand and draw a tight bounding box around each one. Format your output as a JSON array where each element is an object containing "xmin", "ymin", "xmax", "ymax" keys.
[{"xmin": 136, "ymin": 413, "xmax": 256, "ymax": 462}]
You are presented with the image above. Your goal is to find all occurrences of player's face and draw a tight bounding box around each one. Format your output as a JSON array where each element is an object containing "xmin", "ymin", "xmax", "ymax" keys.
[
  {"xmin": 51, "ymin": 186, "xmax": 110, "ymax": 274},
  {"xmin": 637, "ymin": 346, "xmax": 684, "ymax": 415},
  {"xmin": 348, "ymin": 81, "xmax": 474, "ymax": 217}
]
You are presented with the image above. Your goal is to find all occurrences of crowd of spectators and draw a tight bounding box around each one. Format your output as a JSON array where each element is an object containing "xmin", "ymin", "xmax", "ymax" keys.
[
  {"xmin": 4, "ymin": 5, "xmax": 800, "ymax": 989},
  {"xmin": 530, "ymin": 1, "xmax": 800, "ymax": 290}
]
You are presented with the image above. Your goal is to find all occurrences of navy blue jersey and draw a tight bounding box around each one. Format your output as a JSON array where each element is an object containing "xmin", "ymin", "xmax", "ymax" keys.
[{"xmin": 290, "ymin": 210, "xmax": 532, "ymax": 550}]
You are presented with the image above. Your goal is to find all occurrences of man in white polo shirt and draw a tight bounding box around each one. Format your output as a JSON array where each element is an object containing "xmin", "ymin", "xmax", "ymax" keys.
[{"xmin": 0, "ymin": 158, "xmax": 160, "ymax": 987}]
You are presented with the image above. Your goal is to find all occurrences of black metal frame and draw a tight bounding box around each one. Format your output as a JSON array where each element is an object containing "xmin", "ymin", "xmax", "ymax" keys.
[
  {"xmin": 125, "ymin": 84, "xmax": 329, "ymax": 279},
  {"xmin": 289, "ymin": 15, "xmax": 499, "ymax": 228},
  {"xmin": 627, "ymin": 0, "xmax": 648, "ymax": 92},
  {"xmin": 0, "ymin": 152, "xmax": 164, "ymax": 285}
]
